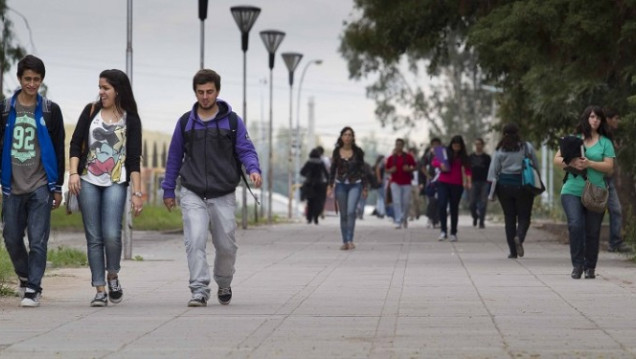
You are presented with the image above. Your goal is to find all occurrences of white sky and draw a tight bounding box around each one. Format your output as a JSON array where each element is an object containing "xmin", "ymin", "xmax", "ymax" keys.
[{"xmin": 6, "ymin": 0, "xmax": 431, "ymax": 154}]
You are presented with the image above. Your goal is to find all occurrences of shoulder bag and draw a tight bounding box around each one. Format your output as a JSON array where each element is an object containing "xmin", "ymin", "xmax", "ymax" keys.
[{"xmin": 521, "ymin": 142, "xmax": 545, "ymax": 196}]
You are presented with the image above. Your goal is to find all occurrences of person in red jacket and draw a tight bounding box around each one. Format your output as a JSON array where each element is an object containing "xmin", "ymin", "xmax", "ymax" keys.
[
  {"xmin": 433, "ymin": 135, "xmax": 472, "ymax": 242},
  {"xmin": 385, "ymin": 138, "xmax": 416, "ymax": 229}
]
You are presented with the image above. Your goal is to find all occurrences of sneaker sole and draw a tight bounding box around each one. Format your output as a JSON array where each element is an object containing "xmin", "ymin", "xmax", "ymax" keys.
[
  {"xmin": 188, "ymin": 301, "xmax": 207, "ymax": 307},
  {"xmin": 90, "ymin": 301, "xmax": 108, "ymax": 307},
  {"xmin": 109, "ymin": 292, "xmax": 123, "ymax": 304},
  {"xmin": 218, "ymin": 299, "xmax": 231, "ymax": 305},
  {"xmin": 20, "ymin": 300, "xmax": 40, "ymax": 307}
]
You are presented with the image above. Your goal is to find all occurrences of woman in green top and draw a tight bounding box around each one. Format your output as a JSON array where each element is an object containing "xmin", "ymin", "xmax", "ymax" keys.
[{"xmin": 554, "ymin": 106, "xmax": 615, "ymax": 280}]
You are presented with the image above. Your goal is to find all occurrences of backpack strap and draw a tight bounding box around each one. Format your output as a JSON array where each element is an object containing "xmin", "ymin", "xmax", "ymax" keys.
[
  {"xmin": 228, "ymin": 112, "xmax": 259, "ymax": 205},
  {"xmin": 180, "ymin": 111, "xmax": 259, "ymax": 204}
]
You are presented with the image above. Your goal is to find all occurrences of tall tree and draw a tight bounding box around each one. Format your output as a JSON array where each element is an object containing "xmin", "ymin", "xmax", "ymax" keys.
[
  {"xmin": 340, "ymin": 0, "xmax": 636, "ymax": 212},
  {"xmin": 0, "ymin": 0, "xmax": 27, "ymax": 99}
]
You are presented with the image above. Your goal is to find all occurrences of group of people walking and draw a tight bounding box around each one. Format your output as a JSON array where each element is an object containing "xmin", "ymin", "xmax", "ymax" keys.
[
  {"xmin": 303, "ymin": 106, "xmax": 628, "ymax": 282},
  {"xmin": 2, "ymin": 55, "xmax": 262, "ymax": 308},
  {"xmin": 3, "ymin": 54, "xmax": 628, "ymax": 311}
]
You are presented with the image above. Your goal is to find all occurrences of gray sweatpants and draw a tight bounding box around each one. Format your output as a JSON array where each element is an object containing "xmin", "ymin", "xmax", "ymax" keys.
[{"xmin": 180, "ymin": 187, "xmax": 237, "ymax": 299}]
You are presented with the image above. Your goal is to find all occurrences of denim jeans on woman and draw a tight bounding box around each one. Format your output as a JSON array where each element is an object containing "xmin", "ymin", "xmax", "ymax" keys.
[
  {"xmin": 78, "ymin": 180, "xmax": 127, "ymax": 287},
  {"xmin": 496, "ymin": 183, "xmax": 534, "ymax": 256},
  {"xmin": 2, "ymin": 185, "xmax": 52, "ymax": 293},
  {"xmin": 606, "ymin": 177, "xmax": 623, "ymax": 250},
  {"xmin": 436, "ymin": 181, "xmax": 464, "ymax": 235},
  {"xmin": 335, "ymin": 182, "xmax": 362, "ymax": 244},
  {"xmin": 561, "ymin": 194, "xmax": 604, "ymax": 269}
]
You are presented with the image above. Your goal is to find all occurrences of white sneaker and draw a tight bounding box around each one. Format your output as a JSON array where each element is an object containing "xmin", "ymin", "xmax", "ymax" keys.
[
  {"xmin": 438, "ymin": 232, "xmax": 447, "ymax": 241},
  {"xmin": 20, "ymin": 289, "xmax": 41, "ymax": 307},
  {"xmin": 449, "ymin": 235, "xmax": 458, "ymax": 242}
]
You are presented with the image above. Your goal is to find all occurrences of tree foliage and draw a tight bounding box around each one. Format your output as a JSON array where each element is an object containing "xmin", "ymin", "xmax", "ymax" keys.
[
  {"xmin": 1, "ymin": 0, "xmax": 27, "ymax": 98},
  {"xmin": 341, "ymin": 0, "xmax": 636, "ymax": 161}
]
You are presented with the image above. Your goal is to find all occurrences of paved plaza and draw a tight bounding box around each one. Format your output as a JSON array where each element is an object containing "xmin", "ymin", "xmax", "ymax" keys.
[{"xmin": 1, "ymin": 215, "xmax": 635, "ymax": 358}]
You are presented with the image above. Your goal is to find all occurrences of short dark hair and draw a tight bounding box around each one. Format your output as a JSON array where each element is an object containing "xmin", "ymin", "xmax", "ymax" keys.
[
  {"xmin": 430, "ymin": 137, "xmax": 441, "ymax": 145},
  {"xmin": 17, "ymin": 55, "xmax": 46, "ymax": 79},
  {"xmin": 474, "ymin": 138, "xmax": 485, "ymax": 145},
  {"xmin": 193, "ymin": 69, "xmax": 221, "ymax": 91},
  {"xmin": 603, "ymin": 107, "xmax": 619, "ymax": 119}
]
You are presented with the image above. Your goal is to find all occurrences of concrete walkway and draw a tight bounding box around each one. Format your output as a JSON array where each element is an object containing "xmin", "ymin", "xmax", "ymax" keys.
[{"xmin": 1, "ymin": 215, "xmax": 635, "ymax": 358}]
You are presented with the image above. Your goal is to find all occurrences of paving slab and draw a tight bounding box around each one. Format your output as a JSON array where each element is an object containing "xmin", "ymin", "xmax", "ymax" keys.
[{"xmin": 1, "ymin": 215, "xmax": 635, "ymax": 358}]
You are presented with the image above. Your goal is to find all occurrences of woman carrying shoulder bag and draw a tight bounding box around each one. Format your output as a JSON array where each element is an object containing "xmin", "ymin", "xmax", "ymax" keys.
[
  {"xmin": 68, "ymin": 69, "xmax": 143, "ymax": 306},
  {"xmin": 554, "ymin": 106, "xmax": 615, "ymax": 280},
  {"xmin": 487, "ymin": 123, "xmax": 538, "ymax": 259}
]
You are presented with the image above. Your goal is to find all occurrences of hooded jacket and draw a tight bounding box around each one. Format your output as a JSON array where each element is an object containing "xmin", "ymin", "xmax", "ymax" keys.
[{"xmin": 162, "ymin": 99, "xmax": 260, "ymax": 199}]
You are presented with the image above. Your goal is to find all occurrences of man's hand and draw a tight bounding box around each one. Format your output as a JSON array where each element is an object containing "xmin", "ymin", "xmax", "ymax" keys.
[
  {"xmin": 164, "ymin": 198, "xmax": 176, "ymax": 212},
  {"xmin": 52, "ymin": 192, "xmax": 62, "ymax": 210},
  {"xmin": 250, "ymin": 172, "xmax": 262, "ymax": 188}
]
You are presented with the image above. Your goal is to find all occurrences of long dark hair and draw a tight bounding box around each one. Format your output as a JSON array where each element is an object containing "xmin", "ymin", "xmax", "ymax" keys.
[
  {"xmin": 332, "ymin": 126, "xmax": 364, "ymax": 160},
  {"xmin": 96, "ymin": 69, "xmax": 139, "ymax": 116},
  {"xmin": 448, "ymin": 135, "xmax": 469, "ymax": 167},
  {"xmin": 577, "ymin": 105, "xmax": 611, "ymax": 140},
  {"xmin": 496, "ymin": 123, "xmax": 523, "ymax": 152}
]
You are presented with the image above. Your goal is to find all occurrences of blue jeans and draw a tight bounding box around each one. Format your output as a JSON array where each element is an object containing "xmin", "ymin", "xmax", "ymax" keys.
[
  {"xmin": 606, "ymin": 177, "xmax": 623, "ymax": 249},
  {"xmin": 390, "ymin": 183, "xmax": 412, "ymax": 225},
  {"xmin": 561, "ymin": 194, "xmax": 604, "ymax": 269},
  {"xmin": 436, "ymin": 182, "xmax": 464, "ymax": 235},
  {"xmin": 78, "ymin": 180, "xmax": 127, "ymax": 287},
  {"xmin": 375, "ymin": 183, "xmax": 386, "ymax": 216},
  {"xmin": 2, "ymin": 185, "xmax": 53, "ymax": 293},
  {"xmin": 335, "ymin": 182, "xmax": 362, "ymax": 244},
  {"xmin": 469, "ymin": 181, "xmax": 489, "ymax": 225}
]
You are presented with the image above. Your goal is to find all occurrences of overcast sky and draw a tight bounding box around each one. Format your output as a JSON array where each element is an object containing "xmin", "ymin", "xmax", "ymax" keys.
[{"xmin": 6, "ymin": 0, "xmax": 430, "ymax": 153}]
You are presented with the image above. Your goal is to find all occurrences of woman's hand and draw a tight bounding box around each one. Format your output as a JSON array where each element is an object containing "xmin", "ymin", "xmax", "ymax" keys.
[
  {"xmin": 327, "ymin": 185, "xmax": 333, "ymax": 197},
  {"xmin": 131, "ymin": 195, "xmax": 143, "ymax": 217},
  {"xmin": 362, "ymin": 187, "xmax": 368, "ymax": 199},
  {"xmin": 68, "ymin": 173, "xmax": 81, "ymax": 195}
]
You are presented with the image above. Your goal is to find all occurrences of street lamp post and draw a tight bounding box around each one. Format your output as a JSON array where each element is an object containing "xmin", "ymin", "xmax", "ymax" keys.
[
  {"xmin": 294, "ymin": 59, "xmax": 322, "ymax": 216},
  {"xmin": 260, "ymin": 30, "xmax": 285, "ymax": 224},
  {"xmin": 281, "ymin": 52, "xmax": 303, "ymax": 219},
  {"xmin": 230, "ymin": 5, "xmax": 261, "ymax": 229},
  {"xmin": 198, "ymin": 0, "xmax": 208, "ymax": 69}
]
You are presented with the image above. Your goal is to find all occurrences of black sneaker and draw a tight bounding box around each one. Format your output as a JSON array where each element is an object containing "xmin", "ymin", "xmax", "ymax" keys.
[
  {"xmin": 91, "ymin": 291, "xmax": 108, "ymax": 307},
  {"xmin": 218, "ymin": 287, "xmax": 232, "ymax": 305},
  {"xmin": 108, "ymin": 278, "xmax": 123, "ymax": 304},
  {"xmin": 21, "ymin": 289, "xmax": 41, "ymax": 307},
  {"xmin": 472, "ymin": 217, "xmax": 477, "ymax": 227},
  {"xmin": 571, "ymin": 266, "xmax": 583, "ymax": 279},
  {"xmin": 584, "ymin": 268, "xmax": 596, "ymax": 279},
  {"xmin": 608, "ymin": 243, "xmax": 632, "ymax": 253},
  {"xmin": 188, "ymin": 293, "xmax": 207, "ymax": 307}
]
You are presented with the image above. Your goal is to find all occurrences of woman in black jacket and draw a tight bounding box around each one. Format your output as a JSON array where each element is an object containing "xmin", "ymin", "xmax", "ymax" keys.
[
  {"xmin": 68, "ymin": 69, "xmax": 143, "ymax": 307},
  {"xmin": 300, "ymin": 148, "xmax": 329, "ymax": 224}
]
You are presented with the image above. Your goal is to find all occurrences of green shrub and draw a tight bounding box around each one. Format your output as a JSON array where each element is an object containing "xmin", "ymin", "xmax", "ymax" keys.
[
  {"xmin": 0, "ymin": 245, "xmax": 16, "ymax": 296},
  {"xmin": 47, "ymin": 246, "xmax": 88, "ymax": 268}
]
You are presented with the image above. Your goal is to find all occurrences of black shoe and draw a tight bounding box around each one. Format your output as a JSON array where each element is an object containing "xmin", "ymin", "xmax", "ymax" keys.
[
  {"xmin": 108, "ymin": 278, "xmax": 123, "ymax": 304},
  {"xmin": 473, "ymin": 218, "xmax": 477, "ymax": 227},
  {"xmin": 508, "ymin": 254, "xmax": 517, "ymax": 259},
  {"xmin": 218, "ymin": 287, "xmax": 232, "ymax": 305},
  {"xmin": 90, "ymin": 291, "xmax": 108, "ymax": 307},
  {"xmin": 479, "ymin": 223, "xmax": 485, "ymax": 229},
  {"xmin": 584, "ymin": 268, "xmax": 596, "ymax": 279},
  {"xmin": 608, "ymin": 243, "xmax": 632, "ymax": 253},
  {"xmin": 514, "ymin": 237, "xmax": 524, "ymax": 258},
  {"xmin": 571, "ymin": 266, "xmax": 583, "ymax": 279}
]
